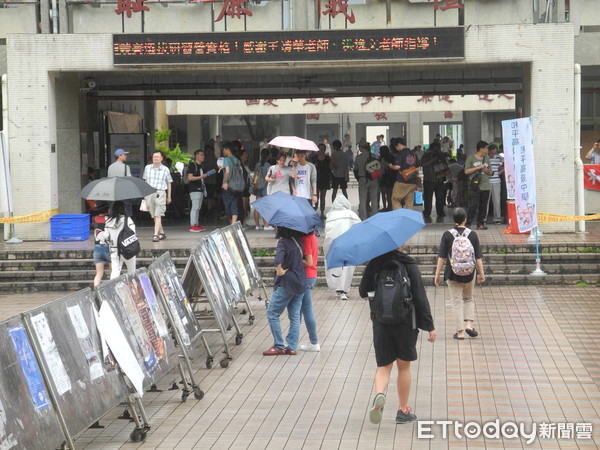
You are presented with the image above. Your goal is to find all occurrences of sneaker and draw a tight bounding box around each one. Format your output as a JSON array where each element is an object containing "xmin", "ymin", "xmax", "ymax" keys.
[
  {"xmin": 262, "ymin": 346, "xmax": 286, "ymax": 356},
  {"xmin": 189, "ymin": 225, "xmax": 201, "ymax": 232},
  {"xmin": 263, "ymin": 226, "xmax": 274, "ymax": 231},
  {"xmin": 299, "ymin": 343, "xmax": 320, "ymax": 352},
  {"xmin": 255, "ymin": 226, "xmax": 264, "ymax": 231},
  {"xmin": 284, "ymin": 346, "xmax": 297, "ymax": 355},
  {"xmin": 197, "ymin": 226, "xmax": 206, "ymax": 232},
  {"xmin": 396, "ymin": 407, "xmax": 417, "ymax": 424},
  {"xmin": 339, "ymin": 292, "xmax": 349, "ymax": 301},
  {"xmin": 369, "ymin": 393, "xmax": 386, "ymax": 424}
]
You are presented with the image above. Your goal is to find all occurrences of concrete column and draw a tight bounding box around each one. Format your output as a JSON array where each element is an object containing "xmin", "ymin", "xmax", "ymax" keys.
[
  {"xmin": 58, "ymin": 0, "xmax": 69, "ymax": 33},
  {"xmin": 155, "ymin": 100, "xmax": 168, "ymax": 131},
  {"xmin": 463, "ymin": 111, "xmax": 482, "ymax": 155},
  {"xmin": 40, "ymin": 0, "xmax": 50, "ymax": 34},
  {"xmin": 407, "ymin": 112, "xmax": 421, "ymax": 148},
  {"xmin": 187, "ymin": 115, "xmax": 202, "ymax": 152},
  {"xmin": 55, "ymin": 73, "xmax": 81, "ymax": 214},
  {"xmin": 209, "ymin": 116, "xmax": 219, "ymax": 141}
]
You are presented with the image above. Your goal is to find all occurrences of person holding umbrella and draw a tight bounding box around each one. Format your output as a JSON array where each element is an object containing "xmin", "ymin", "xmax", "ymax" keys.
[
  {"xmin": 105, "ymin": 201, "xmax": 137, "ymax": 279},
  {"xmin": 262, "ymin": 226, "xmax": 307, "ymax": 356},
  {"xmin": 326, "ymin": 208, "xmax": 436, "ymax": 425}
]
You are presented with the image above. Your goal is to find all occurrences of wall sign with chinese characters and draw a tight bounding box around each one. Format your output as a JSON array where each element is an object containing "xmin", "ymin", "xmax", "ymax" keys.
[{"xmin": 113, "ymin": 28, "xmax": 464, "ymax": 65}]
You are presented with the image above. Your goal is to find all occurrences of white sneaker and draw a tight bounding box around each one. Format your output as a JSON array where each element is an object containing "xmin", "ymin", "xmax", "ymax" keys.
[
  {"xmin": 299, "ymin": 343, "xmax": 320, "ymax": 352},
  {"xmin": 255, "ymin": 226, "xmax": 263, "ymax": 231},
  {"xmin": 263, "ymin": 226, "xmax": 275, "ymax": 231},
  {"xmin": 339, "ymin": 292, "xmax": 349, "ymax": 301}
]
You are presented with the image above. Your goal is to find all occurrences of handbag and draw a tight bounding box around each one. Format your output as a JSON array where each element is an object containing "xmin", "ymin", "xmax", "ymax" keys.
[
  {"xmin": 139, "ymin": 198, "xmax": 148, "ymax": 212},
  {"xmin": 470, "ymin": 171, "xmax": 482, "ymax": 191},
  {"xmin": 433, "ymin": 159, "xmax": 450, "ymax": 180},
  {"xmin": 399, "ymin": 166, "xmax": 419, "ymax": 182},
  {"xmin": 365, "ymin": 157, "xmax": 382, "ymax": 180}
]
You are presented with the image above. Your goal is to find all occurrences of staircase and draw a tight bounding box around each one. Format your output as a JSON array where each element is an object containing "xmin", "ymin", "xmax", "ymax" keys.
[{"xmin": 1, "ymin": 244, "xmax": 598, "ymax": 293}]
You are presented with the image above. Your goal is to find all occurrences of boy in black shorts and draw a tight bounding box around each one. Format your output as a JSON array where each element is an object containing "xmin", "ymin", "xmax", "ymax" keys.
[{"xmin": 359, "ymin": 247, "xmax": 437, "ymax": 425}]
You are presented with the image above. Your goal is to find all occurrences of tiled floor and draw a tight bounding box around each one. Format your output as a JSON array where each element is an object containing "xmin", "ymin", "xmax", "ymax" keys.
[{"xmin": 1, "ymin": 285, "xmax": 599, "ymax": 449}]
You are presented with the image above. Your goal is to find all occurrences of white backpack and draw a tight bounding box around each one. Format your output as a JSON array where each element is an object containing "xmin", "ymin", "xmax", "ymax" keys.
[{"xmin": 448, "ymin": 228, "xmax": 476, "ymax": 276}]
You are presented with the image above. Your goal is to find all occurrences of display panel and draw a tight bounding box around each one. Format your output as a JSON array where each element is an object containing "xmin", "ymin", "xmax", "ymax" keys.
[{"xmin": 113, "ymin": 28, "xmax": 464, "ymax": 65}]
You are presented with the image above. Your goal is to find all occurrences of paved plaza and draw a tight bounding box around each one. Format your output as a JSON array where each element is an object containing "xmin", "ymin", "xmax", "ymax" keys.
[{"xmin": 1, "ymin": 283, "xmax": 599, "ymax": 449}]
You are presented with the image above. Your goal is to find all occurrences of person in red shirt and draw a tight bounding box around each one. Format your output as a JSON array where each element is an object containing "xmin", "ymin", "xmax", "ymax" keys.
[{"xmin": 298, "ymin": 231, "xmax": 320, "ymax": 352}]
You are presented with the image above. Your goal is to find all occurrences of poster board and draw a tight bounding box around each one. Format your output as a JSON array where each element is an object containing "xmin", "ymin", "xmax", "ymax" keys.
[
  {"xmin": 0, "ymin": 316, "xmax": 64, "ymax": 450},
  {"xmin": 108, "ymin": 133, "xmax": 146, "ymax": 178},
  {"xmin": 219, "ymin": 226, "xmax": 252, "ymax": 295},
  {"xmin": 207, "ymin": 230, "xmax": 244, "ymax": 304},
  {"xmin": 148, "ymin": 252, "xmax": 202, "ymax": 349},
  {"xmin": 230, "ymin": 222, "xmax": 263, "ymax": 289},
  {"xmin": 22, "ymin": 289, "xmax": 130, "ymax": 440},
  {"xmin": 95, "ymin": 273, "xmax": 179, "ymax": 389},
  {"xmin": 184, "ymin": 239, "xmax": 235, "ymax": 333}
]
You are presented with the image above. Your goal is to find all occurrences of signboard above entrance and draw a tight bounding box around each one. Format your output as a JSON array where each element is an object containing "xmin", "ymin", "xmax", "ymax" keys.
[{"xmin": 113, "ymin": 28, "xmax": 464, "ymax": 65}]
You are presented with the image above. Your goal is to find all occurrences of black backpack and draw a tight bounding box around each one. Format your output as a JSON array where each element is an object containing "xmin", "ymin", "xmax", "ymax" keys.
[
  {"xmin": 372, "ymin": 259, "xmax": 415, "ymax": 327},
  {"xmin": 117, "ymin": 217, "xmax": 140, "ymax": 260}
]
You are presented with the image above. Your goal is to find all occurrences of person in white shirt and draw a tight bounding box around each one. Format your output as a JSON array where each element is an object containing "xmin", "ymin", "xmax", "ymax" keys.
[
  {"xmin": 142, "ymin": 151, "xmax": 173, "ymax": 242},
  {"xmin": 292, "ymin": 150, "xmax": 318, "ymax": 207}
]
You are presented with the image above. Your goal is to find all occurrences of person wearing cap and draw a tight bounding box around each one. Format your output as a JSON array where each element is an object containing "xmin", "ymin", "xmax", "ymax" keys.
[{"xmin": 107, "ymin": 148, "xmax": 133, "ymax": 216}]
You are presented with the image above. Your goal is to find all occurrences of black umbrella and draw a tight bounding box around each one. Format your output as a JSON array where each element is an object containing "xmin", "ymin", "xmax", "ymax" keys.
[{"xmin": 80, "ymin": 176, "xmax": 156, "ymax": 201}]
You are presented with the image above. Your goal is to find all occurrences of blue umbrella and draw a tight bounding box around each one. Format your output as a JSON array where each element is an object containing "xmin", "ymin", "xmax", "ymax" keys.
[
  {"xmin": 326, "ymin": 209, "xmax": 425, "ymax": 269},
  {"xmin": 251, "ymin": 192, "xmax": 323, "ymax": 234}
]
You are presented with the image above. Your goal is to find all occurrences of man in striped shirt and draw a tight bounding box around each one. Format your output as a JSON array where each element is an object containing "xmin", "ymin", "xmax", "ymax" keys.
[{"xmin": 487, "ymin": 144, "xmax": 504, "ymax": 224}]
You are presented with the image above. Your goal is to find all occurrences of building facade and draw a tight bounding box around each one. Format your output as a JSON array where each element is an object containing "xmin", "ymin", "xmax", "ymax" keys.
[{"xmin": 0, "ymin": 0, "xmax": 598, "ymax": 239}]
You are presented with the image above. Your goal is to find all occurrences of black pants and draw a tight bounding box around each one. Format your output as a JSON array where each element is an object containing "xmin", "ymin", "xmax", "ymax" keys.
[
  {"xmin": 423, "ymin": 180, "xmax": 446, "ymax": 216},
  {"xmin": 467, "ymin": 189, "xmax": 490, "ymax": 227}
]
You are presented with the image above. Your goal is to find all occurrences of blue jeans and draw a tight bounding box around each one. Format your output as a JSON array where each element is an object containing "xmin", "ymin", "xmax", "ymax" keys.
[
  {"xmin": 266, "ymin": 286, "xmax": 304, "ymax": 351},
  {"xmin": 189, "ymin": 191, "xmax": 204, "ymax": 226},
  {"xmin": 301, "ymin": 278, "xmax": 318, "ymax": 344}
]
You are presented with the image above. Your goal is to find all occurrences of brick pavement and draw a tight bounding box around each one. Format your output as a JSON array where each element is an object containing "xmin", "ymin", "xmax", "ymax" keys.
[{"xmin": 1, "ymin": 285, "xmax": 599, "ymax": 449}]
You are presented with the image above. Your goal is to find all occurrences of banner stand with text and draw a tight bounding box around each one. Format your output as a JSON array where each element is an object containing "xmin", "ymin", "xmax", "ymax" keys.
[{"xmin": 502, "ymin": 117, "xmax": 546, "ymax": 276}]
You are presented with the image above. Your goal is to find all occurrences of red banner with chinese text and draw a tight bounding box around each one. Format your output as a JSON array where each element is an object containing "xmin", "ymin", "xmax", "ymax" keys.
[{"xmin": 584, "ymin": 165, "xmax": 600, "ymax": 191}]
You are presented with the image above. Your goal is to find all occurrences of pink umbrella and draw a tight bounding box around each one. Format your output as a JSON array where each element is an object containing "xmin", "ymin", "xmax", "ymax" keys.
[{"xmin": 269, "ymin": 136, "xmax": 319, "ymax": 152}]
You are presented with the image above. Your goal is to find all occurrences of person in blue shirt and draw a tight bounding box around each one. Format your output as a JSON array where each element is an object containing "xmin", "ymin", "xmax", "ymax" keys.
[{"xmin": 262, "ymin": 226, "xmax": 308, "ymax": 356}]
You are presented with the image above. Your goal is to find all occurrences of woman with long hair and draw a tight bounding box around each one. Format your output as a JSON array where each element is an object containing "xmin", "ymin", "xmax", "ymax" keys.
[{"xmin": 105, "ymin": 201, "xmax": 137, "ymax": 279}]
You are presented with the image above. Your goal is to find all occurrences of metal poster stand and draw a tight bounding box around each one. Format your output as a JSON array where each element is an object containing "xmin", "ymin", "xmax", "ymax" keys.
[
  {"xmin": 182, "ymin": 238, "xmax": 243, "ymax": 368},
  {"xmin": 147, "ymin": 254, "xmax": 207, "ymax": 399},
  {"xmin": 21, "ymin": 289, "xmax": 132, "ymax": 447},
  {"xmin": 230, "ymin": 221, "xmax": 270, "ymax": 305},
  {"xmin": 208, "ymin": 229, "xmax": 255, "ymax": 325}
]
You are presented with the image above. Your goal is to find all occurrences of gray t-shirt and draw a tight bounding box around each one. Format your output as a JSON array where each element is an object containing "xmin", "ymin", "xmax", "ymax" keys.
[
  {"xmin": 107, "ymin": 160, "xmax": 131, "ymax": 177},
  {"xmin": 267, "ymin": 165, "xmax": 293, "ymax": 195}
]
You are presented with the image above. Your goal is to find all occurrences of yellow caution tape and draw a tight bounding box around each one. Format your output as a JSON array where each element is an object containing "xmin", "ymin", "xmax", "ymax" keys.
[
  {"xmin": 537, "ymin": 212, "xmax": 600, "ymax": 224},
  {"xmin": 0, "ymin": 209, "xmax": 59, "ymax": 224}
]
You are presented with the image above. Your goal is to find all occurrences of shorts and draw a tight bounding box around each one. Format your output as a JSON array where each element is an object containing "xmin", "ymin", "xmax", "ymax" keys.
[
  {"xmin": 93, "ymin": 244, "xmax": 111, "ymax": 264},
  {"xmin": 331, "ymin": 176, "xmax": 348, "ymax": 190},
  {"xmin": 145, "ymin": 190, "xmax": 167, "ymax": 217},
  {"xmin": 372, "ymin": 320, "xmax": 418, "ymax": 366},
  {"xmin": 253, "ymin": 187, "xmax": 267, "ymax": 197}
]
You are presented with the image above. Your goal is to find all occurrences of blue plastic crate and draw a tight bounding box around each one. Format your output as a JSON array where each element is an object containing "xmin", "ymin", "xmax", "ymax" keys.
[{"xmin": 50, "ymin": 214, "xmax": 90, "ymax": 241}]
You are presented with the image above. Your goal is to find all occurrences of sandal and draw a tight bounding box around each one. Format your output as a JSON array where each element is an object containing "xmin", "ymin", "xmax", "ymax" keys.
[
  {"xmin": 453, "ymin": 333, "xmax": 465, "ymax": 340},
  {"xmin": 152, "ymin": 235, "xmax": 159, "ymax": 242},
  {"xmin": 465, "ymin": 328, "xmax": 479, "ymax": 338},
  {"xmin": 158, "ymin": 233, "xmax": 167, "ymax": 240}
]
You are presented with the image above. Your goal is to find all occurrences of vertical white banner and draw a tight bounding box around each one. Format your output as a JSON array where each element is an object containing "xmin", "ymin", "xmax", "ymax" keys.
[{"xmin": 502, "ymin": 117, "xmax": 538, "ymax": 232}]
